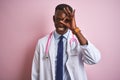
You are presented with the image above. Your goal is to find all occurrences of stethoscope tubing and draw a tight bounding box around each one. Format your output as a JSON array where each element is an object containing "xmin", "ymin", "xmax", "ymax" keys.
[{"xmin": 44, "ymin": 31, "xmax": 77, "ymax": 58}]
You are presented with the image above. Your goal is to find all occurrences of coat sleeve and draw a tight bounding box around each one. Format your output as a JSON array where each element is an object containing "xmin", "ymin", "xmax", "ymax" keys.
[
  {"xmin": 31, "ymin": 41, "xmax": 40, "ymax": 80},
  {"xmin": 80, "ymin": 41, "xmax": 101, "ymax": 65}
]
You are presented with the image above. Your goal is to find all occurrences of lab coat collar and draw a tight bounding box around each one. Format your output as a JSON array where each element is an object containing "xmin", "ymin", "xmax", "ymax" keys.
[{"xmin": 48, "ymin": 33, "xmax": 56, "ymax": 80}]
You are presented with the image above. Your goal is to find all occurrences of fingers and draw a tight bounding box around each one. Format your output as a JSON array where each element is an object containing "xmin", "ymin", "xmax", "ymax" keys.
[
  {"xmin": 60, "ymin": 7, "xmax": 76, "ymax": 29},
  {"xmin": 60, "ymin": 16, "xmax": 68, "ymax": 25},
  {"xmin": 64, "ymin": 7, "xmax": 75, "ymax": 17},
  {"xmin": 64, "ymin": 7, "xmax": 71, "ymax": 16},
  {"xmin": 60, "ymin": 18, "xmax": 70, "ymax": 28},
  {"xmin": 66, "ymin": 7, "xmax": 72, "ymax": 15},
  {"xmin": 60, "ymin": 20, "xmax": 66, "ymax": 26},
  {"xmin": 72, "ymin": 9, "xmax": 75, "ymax": 17},
  {"xmin": 64, "ymin": 7, "xmax": 69, "ymax": 16}
]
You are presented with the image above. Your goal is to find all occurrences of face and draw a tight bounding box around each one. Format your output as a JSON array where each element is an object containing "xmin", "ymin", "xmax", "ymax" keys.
[{"xmin": 53, "ymin": 10, "xmax": 68, "ymax": 35}]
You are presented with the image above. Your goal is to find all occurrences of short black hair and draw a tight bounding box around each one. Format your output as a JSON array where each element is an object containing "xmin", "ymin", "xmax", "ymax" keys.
[{"xmin": 55, "ymin": 4, "xmax": 73, "ymax": 12}]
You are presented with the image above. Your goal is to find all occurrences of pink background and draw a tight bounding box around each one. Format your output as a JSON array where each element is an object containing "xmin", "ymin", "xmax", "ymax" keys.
[{"xmin": 0, "ymin": 0, "xmax": 120, "ymax": 80}]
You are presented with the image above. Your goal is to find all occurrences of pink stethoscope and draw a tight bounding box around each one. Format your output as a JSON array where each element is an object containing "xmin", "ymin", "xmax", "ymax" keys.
[{"xmin": 44, "ymin": 31, "xmax": 78, "ymax": 58}]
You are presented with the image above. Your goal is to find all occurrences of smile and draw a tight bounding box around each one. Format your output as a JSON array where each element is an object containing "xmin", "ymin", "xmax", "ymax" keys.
[{"xmin": 58, "ymin": 27, "xmax": 64, "ymax": 31}]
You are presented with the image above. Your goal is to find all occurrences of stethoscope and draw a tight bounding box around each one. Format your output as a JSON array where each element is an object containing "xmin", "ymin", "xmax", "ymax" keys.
[{"xmin": 44, "ymin": 31, "xmax": 78, "ymax": 59}]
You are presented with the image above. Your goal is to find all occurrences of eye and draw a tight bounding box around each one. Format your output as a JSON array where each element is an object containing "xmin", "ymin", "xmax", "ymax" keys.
[{"xmin": 65, "ymin": 19, "xmax": 70, "ymax": 23}]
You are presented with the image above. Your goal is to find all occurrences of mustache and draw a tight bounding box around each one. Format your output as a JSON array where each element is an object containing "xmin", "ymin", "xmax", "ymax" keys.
[
  {"xmin": 55, "ymin": 25, "xmax": 67, "ymax": 28},
  {"xmin": 56, "ymin": 26, "xmax": 68, "ymax": 30}
]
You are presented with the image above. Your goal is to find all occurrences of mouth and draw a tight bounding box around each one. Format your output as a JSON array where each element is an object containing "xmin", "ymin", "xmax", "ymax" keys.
[
  {"xmin": 55, "ymin": 25, "xmax": 68, "ymax": 34},
  {"xmin": 58, "ymin": 27, "xmax": 65, "ymax": 31},
  {"xmin": 56, "ymin": 27, "xmax": 68, "ymax": 34}
]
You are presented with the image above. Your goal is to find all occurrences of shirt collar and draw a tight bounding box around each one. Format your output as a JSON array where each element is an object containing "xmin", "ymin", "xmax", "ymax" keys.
[{"xmin": 54, "ymin": 29, "xmax": 70, "ymax": 40}]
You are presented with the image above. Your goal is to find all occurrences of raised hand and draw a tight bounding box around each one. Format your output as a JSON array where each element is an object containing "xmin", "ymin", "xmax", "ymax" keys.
[{"xmin": 60, "ymin": 7, "xmax": 77, "ymax": 31}]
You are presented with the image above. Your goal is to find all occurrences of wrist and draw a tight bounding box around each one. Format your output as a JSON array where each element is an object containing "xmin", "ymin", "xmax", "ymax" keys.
[{"xmin": 72, "ymin": 27, "xmax": 80, "ymax": 34}]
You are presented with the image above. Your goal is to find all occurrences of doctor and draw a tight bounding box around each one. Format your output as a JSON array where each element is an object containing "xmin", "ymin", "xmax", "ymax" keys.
[{"xmin": 31, "ymin": 4, "xmax": 101, "ymax": 80}]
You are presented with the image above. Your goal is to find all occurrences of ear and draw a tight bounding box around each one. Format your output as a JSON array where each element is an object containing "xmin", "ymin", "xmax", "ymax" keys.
[{"xmin": 53, "ymin": 15, "xmax": 55, "ymax": 22}]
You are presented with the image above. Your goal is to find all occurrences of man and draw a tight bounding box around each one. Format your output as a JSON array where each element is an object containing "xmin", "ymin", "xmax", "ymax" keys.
[{"xmin": 31, "ymin": 4, "xmax": 101, "ymax": 80}]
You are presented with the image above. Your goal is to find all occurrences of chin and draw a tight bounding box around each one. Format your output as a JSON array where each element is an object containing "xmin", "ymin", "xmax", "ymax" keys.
[{"xmin": 56, "ymin": 29, "xmax": 68, "ymax": 35}]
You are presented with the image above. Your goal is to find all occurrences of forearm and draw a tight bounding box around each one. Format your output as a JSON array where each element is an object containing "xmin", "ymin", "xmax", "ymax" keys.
[{"xmin": 72, "ymin": 27, "xmax": 88, "ymax": 45}]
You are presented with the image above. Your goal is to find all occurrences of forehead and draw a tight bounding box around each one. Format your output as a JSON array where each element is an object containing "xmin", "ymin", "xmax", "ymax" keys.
[{"xmin": 55, "ymin": 10, "xmax": 66, "ymax": 18}]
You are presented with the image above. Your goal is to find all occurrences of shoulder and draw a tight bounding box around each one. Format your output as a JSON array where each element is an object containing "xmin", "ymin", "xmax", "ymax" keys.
[
  {"xmin": 34, "ymin": 34, "xmax": 49, "ymax": 52},
  {"xmin": 37, "ymin": 34, "xmax": 49, "ymax": 45}
]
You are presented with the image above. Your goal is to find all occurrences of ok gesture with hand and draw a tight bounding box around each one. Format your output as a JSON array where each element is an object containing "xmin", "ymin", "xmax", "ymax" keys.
[{"xmin": 60, "ymin": 7, "xmax": 77, "ymax": 31}]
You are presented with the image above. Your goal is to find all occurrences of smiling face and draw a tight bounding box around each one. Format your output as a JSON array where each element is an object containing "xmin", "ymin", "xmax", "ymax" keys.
[{"xmin": 53, "ymin": 10, "xmax": 68, "ymax": 35}]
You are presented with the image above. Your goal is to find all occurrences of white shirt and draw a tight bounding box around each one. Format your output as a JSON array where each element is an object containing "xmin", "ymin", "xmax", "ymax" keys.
[{"xmin": 54, "ymin": 30, "xmax": 71, "ymax": 80}]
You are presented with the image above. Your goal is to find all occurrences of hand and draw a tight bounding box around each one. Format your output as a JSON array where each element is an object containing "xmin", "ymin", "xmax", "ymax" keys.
[
  {"xmin": 60, "ymin": 7, "xmax": 88, "ymax": 45},
  {"xmin": 60, "ymin": 7, "xmax": 77, "ymax": 31}
]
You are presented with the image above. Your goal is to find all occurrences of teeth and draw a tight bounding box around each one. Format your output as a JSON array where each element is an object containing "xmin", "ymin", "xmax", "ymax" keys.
[{"xmin": 58, "ymin": 27, "xmax": 64, "ymax": 31}]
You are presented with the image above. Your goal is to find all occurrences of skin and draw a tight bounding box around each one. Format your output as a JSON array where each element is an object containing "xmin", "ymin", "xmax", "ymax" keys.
[
  {"xmin": 53, "ymin": 7, "xmax": 88, "ymax": 45},
  {"xmin": 53, "ymin": 10, "xmax": 68, "ymax": 35}
]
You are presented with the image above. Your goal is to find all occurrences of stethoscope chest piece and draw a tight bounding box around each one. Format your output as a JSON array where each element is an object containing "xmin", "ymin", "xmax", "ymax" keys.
[{"xmin": 43, "ymin": 54, "xmax": 49, "ymax": 60}]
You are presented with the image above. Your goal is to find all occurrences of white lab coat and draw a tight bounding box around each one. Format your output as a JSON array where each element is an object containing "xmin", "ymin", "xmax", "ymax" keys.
[{"xmin": 31, "ymin": 30, "xmax": 101, "ymax": 80}]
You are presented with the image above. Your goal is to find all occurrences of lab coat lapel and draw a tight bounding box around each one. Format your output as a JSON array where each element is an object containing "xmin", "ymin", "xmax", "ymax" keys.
[
  {"xmin": 66, "ymin": 31, "xmax": 80, "ymax": 80},
  {"xmin": 66, "ymin": 31, "xmax": 73, "ymax": 55},
  {"xmin": 67, "ymin": 31, "xmax": 78, "ymax": 56},
  {"xmin": 48, "ymin": 33, "xmax": 56, "ymax": 80},
  {"xmin": 66, "ymin": 31, "xmax": 75, "ymax": 80}
]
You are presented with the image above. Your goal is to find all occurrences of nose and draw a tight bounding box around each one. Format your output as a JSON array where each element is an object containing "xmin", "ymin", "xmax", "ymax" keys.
[
  {"xmin": 56, "ymin": 21, "xmax": 64, "ymax": 26},
  {"xmin": 57, "ymin": 23, "xmax": 64, "ymax": 27}
]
